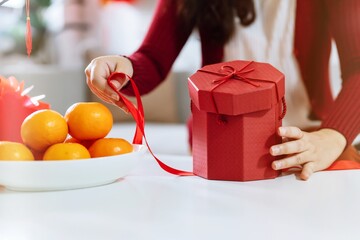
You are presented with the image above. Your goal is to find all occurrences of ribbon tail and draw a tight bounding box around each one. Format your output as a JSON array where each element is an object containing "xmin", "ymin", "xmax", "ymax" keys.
[
  {"xmin": 325, "ymin": 160, "xmax": 360, "ymax": 171},
  {"xmin": 107, "ymin": 72, "xmax": 193, "ymax": 176},
  {"xmin": 119, "ymin": 96, "xmax": 143, "ymax": 144},
  {"xmin": 129, "ymin": 76, "xmax": 145, "ymax": 144}
]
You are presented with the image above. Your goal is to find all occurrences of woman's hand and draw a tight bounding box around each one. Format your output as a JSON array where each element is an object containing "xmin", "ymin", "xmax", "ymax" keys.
[
  {"xmin": 85, "ymin": 55, "xmax": 133, "ymax": 112},
  {"xmin": 270, "ymin": 127, "xmax": 347, "ymax": 180}
]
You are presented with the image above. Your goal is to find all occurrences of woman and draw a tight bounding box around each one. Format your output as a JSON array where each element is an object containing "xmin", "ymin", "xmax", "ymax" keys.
[{"xmin": 85, "ymin": 0, "xmax": 360, "ymax": 180}]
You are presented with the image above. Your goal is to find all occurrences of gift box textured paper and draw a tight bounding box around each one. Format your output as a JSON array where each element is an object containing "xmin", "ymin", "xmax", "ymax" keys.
[{"xmin": 188, "ymin": 60, "xmax": 286, "ymax": 181}]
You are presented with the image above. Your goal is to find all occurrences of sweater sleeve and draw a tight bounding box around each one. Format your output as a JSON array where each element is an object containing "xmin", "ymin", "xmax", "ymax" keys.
[
  {"xmin": 121, "ymin": 0, "xmax": 195, "ymax": 96},
  {"xmin": 320, "ymin": 0, "xmax": 360, "ymax": 145},
  {"xmin": 295, "ymin": 0, "xmax": 360, "ymax": 145},
  {"xmin": 294, "ymin": 0, "xmax": 333, "ymax": 121},
  {"xmin": 321, "ymin": 75, "xmax": 360, "ymax": 144}
]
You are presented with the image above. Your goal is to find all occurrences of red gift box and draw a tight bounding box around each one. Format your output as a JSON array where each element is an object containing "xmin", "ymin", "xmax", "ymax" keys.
[{"xmin": 188, "ymin": 60, "xmax": 286, "ymax": 181}]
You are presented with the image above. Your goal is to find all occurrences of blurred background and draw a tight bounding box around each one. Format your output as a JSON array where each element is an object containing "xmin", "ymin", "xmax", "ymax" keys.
[
  {"xmin": 0, "ymin": 0, "xmax": 358, "ymax": 158},
  {"xmin": 0, "ymin": 0, "xmax": 200, "ymax": 123},
  {"xmin": 0, "ymin": 0, "xmax": 348, "ymax": 129}
]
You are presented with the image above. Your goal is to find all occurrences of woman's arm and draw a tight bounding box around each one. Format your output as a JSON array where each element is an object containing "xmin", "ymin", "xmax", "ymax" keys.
[
  {"xmin": 320, "ymin": 0, "xmax": 360, "ymax": 144},
  {"xmin": 85, "ymin": 0, "xmax": 196, "ymax": 110},
  {"xmin": 122, "ymin": 0, "xmax": 196, "ymax": 96},
  {"xmin": 294, "ymin": 0, "xmax": 360, "ymax": 145},
  {"xmin": 271, "ymin": 0, "xmax": 360, "ymax": 180}
]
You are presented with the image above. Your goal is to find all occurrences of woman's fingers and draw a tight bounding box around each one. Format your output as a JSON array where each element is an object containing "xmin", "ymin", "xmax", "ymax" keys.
[
  {"xmin": 270, "ymin": 128, "xmax": 347, "ymax": 181},
  {"xmin": 299, "ymin": 162, "xmax": 315, "ymax": 180},
  {"xmin": 85, "ymin": 55, "xmax": 134, "ymax": 114},
  {"xmin": 87, "ymin": 71, "xmax": 129, "ymax": 113},
  {"xmin": 271, "ymin": 127, "xmax": 312, "ymax": 174},
  {"xmin": 113, "ymin": 100, "xmax": 130, "ymax": 113},
  {"xmin": 278, "ymin": 126, "xmax": 304, "ymax": 139},
  {"xmin": 270, "ymin": 138, "xmax": 308, "ymax": 156},
  {"xmin": 85, "ymin": 56, "xmax": 133, "ymax": 101},
  {"xmin": 272, "ymin": 151, "xmax": 310, "ymax": 170},
  {"xmin": 87, "ymin": 61, "xmax": 120, "ymax": 101},
  {"xmin": 88, "ymin": 78, "xmax": 129, "ymax": 113}
]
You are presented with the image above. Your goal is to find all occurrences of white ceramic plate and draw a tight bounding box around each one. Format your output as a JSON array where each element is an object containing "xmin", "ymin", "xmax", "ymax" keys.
[{"xmin": 0, "ymin": 144, "xmax": 147, "ymax": 192}]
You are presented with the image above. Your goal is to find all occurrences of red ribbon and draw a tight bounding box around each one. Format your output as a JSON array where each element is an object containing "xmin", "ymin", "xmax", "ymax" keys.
[
  {"xmin": 107, "ymin": 72, "xmax": 193, "ymax": 176},
  {"xmin": 198, "ymin": 61, "xmax": 287, "ymax": 121}
]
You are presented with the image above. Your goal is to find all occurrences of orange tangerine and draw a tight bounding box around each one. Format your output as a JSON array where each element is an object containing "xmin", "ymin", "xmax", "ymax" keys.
[
  {"xmin": 43, "ymin": 143, "xmax": 91, "ymax": 161},
  {"xmin": 64, "ymin": 102, "xmax": 113, "ymax": 140},
  {"xmin": 21, "ymin": 110, "xmax": 68, "ymax": 152},
  {"xmin": 88, "ymin": 138, "xmax": 133, "ymax": 158},
  {"xmin": 0, "ymin": 141, "xmax": 34, "ymax": 161}
]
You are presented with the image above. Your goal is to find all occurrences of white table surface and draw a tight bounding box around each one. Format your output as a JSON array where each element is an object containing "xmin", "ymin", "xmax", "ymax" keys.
[
  {"xmin": 1, "ymin": 123, "xmax": 360, "ymax": 240},
  {"xmin": 1, "ymin": 152, "xmax": 360, "ymax": 240}
]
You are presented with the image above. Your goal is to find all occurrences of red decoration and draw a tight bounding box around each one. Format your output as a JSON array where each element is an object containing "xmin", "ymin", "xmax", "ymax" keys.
[
  {"xmin": 0, "ymin": 76, "xmax": 49, "ymax": 143},
  {"xmin": 25, "ymin": 0, "xmax": 32, "ymax": 57},
  {"xmin": 188, "ymin": 60, "xmax": 286, "ymax": 181}
]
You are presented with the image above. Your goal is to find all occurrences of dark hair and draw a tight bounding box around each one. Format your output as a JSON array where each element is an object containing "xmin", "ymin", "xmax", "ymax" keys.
[{"xmin": 177, "ymin": 0, "xmax": 256, "ymax": 44}]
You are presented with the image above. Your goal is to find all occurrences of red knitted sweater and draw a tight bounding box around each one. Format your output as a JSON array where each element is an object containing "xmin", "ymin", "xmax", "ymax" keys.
[{"xmin": 122, "ymin": 0, "xmax": 360, "ymax": 145}]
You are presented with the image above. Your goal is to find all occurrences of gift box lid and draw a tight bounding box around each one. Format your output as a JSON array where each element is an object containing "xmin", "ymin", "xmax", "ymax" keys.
[{"xmin": 188, "ymin": 60, "xmax": 285, "ymax": 115}]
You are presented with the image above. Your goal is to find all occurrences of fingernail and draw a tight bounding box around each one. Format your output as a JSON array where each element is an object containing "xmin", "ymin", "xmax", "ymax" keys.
[
  {"xmin": 300, "ymin": 173, "xmax": 309, "ymax": 181},
  {"xmin": 278, "ymin": 127, "xmax": 285, "ymax": 135},
  {"xmin": 273, "ymin": 161, "xmax": 282, "ymax": 170},
  {"xmin": 111, "ymin": 93, "xmax": 119, "ymax": 101},
  {"xmin": 110, "ymin": 80, "xmax": 121, "ymax": 90},
  {"xmin": 271, "ymin": 146, "xmax": 280, "ymax": 155}
]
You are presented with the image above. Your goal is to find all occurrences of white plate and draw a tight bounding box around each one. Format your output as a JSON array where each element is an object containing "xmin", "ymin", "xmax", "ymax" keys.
[{"xmin": 0, "ymin": 144, "xmax": 147, "ymax": 192}]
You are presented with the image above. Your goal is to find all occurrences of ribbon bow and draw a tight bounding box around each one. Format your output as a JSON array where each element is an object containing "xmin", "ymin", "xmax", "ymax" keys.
[{"xmin": 210, "ymin": 64, "xmax": 260, "ymax": 87}]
